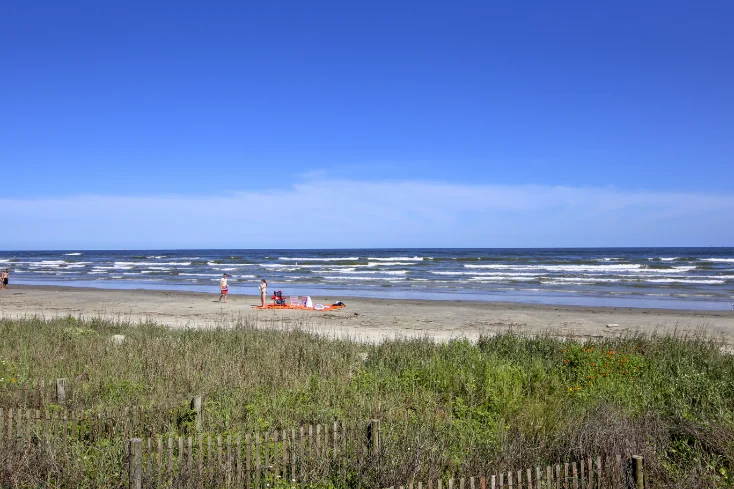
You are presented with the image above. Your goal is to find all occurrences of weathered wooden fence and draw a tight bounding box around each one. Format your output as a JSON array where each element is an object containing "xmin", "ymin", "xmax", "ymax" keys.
[
  {"xmin": 0, "ymin": 407, "xmax": 379, "ymax": 487},
  {"xmin": 1, "ymin": 380, "xmax": 646, "ymax": 488},
  {"xmin": 126, "ymin": 423, "xmax": 376, "ymax": 489},
  {"xmin": 384, "ymin": 454, "xmax": 644, "ymax": 489}
]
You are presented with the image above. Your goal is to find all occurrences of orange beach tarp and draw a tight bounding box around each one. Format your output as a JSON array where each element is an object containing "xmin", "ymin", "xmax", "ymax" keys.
[{"xmin": 252, "ymin": 304, "xmax": 345, "ymax": 311}]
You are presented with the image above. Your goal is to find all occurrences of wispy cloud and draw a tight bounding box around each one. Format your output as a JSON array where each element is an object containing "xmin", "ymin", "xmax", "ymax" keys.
[{"xmin": 1, "ymin": 180, "xmax": 733, "ymax": 249}]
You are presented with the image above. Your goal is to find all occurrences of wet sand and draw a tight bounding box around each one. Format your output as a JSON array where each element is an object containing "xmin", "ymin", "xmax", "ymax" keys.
[{"xmin": 1, "ymin": 285, "xmax": 734, "ymax": 343}]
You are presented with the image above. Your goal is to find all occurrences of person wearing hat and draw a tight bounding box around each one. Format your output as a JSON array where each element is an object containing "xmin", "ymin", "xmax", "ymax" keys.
[{"xmin": 218, "ymin": 273, "xmax": 229, "ymax": 303}]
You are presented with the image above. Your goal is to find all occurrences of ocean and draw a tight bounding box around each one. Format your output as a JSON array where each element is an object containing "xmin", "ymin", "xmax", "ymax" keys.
[{"xmin": 1, "ymin": 248, "xmax": 733, "ymax": 310}]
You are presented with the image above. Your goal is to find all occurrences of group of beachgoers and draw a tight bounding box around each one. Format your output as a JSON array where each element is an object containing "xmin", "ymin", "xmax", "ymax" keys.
[
  {"xmin": 217, "ymin": 273, "xmax": 268, "ymax": 306},
  {"xmin": 0, "ymin": 269, "xmax": 8, "ymax": 290}
]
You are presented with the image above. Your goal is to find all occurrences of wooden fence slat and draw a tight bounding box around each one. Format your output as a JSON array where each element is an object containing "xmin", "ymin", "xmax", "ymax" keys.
[
  {"xmin": 62, "ymin": 410, "xmax": 69, "ymax": 444},
  {"xmin": 341, "ymin": 421, "xmax": 347, "ymax": 465},
  {"xmin": 291, "ymin": 428, "xmax": 297, "ymax": 483},
  {"xmin": 207, "ymin": 435, "xmax": 213, "ymax": 486},
  {"xmin": 177, "ymin": 436, "xmax": 183, "ymax": 484},
  {"xmin": 299, "ymin": 426, "xmax": 305, "ymax": 480},
  {"xmin": 226, "ymin": 435, "xmax": 232, "ymax": 488},
  {"xmin": 166, "ymin": 436, "xmax": 173, "ymax": 484},
  {"xmin": 245, "ymin": 433, "xmax": 251, "ymax": 489},
  {"xmin": 146, "ymin": 437, "xmax": 153, "ymax": 483},
  {"xmin": 155, "ymin": 437, "xmax": 163, "ymax": 486},
  {"xmin": 236, "ymin": 435, "xmax": 243, "ymax": 487},
  {"xmin": 272, "ymin": 430, "xmax": 278, "ymax": 478},
  {"xmin": 217, "ymin": 434, "xmax": 223, "ymax": 481},
  {"xmin": 306, "ymin": 424, "xmax": 312, "ymax": 462},
  {"xmin": 43, "ymin": 410, "xmax": 49, "ymax": 440},
  {"xmin": 197, "ymin": 435, "xmax": 203, "ymax": 487},
  {"xmin": 23, "ymin": 409, "xmax": 30, "ymax": 447},
  {"xmin": 263, "ymin": 431, "xmax": 269, "ymax": 481},
  {"xmin": 605, "ymin": 455, "xmax": 613, "ymax": 488},
  {"xmin": 129, "ymin": 438, "xmax": 142, "ymax": 489},
  {"xmin": 255, "ymin": 433, "xmax": 261, "ymax": 488}
]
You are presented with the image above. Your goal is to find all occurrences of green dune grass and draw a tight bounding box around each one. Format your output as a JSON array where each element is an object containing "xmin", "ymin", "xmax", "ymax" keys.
[{"xmin": 1, "ymin": 316, "xmax": 734, "ymax": 487}]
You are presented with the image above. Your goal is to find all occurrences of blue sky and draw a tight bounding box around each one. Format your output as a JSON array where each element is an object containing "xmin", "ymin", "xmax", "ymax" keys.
[{"xmin": 1, "ymin": 1, "xmax": 733, "ymax": 248}]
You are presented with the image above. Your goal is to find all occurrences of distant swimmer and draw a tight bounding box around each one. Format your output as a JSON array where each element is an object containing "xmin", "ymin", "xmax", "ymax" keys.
[{"xmin": 218, "ymin": 273, "xmax": 229, "ymax": 303}]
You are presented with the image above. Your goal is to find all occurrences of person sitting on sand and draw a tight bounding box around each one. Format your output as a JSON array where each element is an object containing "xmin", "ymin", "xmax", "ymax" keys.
[
  {"xmin": 258, "ymin": 279, "xmax": 267, "ymax": 307},
  {"xmin": 218, "ymin": 273, "xmax": 229, "ymax": 303}
]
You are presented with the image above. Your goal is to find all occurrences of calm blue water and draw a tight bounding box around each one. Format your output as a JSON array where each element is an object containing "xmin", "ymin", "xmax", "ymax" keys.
[{"xmin": 2, "ymin": 248, "xmax": 733, "ymax": 310}]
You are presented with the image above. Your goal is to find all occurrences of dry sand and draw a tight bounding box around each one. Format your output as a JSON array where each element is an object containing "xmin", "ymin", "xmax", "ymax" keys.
[{"xmin": 2, "ymin": 285, "xmax": 734, "ymax": 343}]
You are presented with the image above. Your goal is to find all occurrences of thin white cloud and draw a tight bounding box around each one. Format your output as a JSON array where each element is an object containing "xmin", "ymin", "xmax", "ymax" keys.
[{"xmin": 1, "ymin": 180, "xmax": 733, "ymax": 248}]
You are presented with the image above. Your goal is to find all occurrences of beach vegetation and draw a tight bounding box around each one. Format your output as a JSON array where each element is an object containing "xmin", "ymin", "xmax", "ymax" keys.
[{"xmin": 1, "ymin": 316, "xmax": 734, "ymax": 487}]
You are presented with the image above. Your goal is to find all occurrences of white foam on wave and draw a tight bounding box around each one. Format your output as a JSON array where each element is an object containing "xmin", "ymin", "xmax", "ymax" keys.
[
  {"xmin": 180, "ymin": 273, "xmax": 227, "ymax": 278},
  {"xmin": 367, "ymin": 261, "xmax": 419, "ymax": 267},
  {"xmin": 64, "ymin": 252, "xmax": 83, "ymax": 256},
  {"xmin": 367, "ymin": 256, "xmax": 425, "ymax": 261},
  {"xmin": 115, "ymin": 261, "xmax": 192, "ymax": 266},
  {"xmin": 597, "ymin": 257, "xmax": 625, "ymax": 261},
  {"xmin": 323, "ymin": 275, "xmax": 407, "ymax": 281},
  {"xmin": 702, "ymin": 258, "xmax": 734, "ymax": 263},
  {"xmin": 469, "ymin": 276, "xmax": 538, "ymax": 282},
  {"xmin": 463, "ymin": 263, "xmax": 697, "ymax": 273},
  {"xmin": 546, "ymin": 277, "xmax": 622, "ymax": 283},
  {"xmin": 94, "ymin": 265, "xmax": 133, "ymax": 270},
  {"xmin": 33, "ymin": 260, "xmax": 67, "ymax": 266},
  {"xmin": 645, "ymin": 278, "xmax": 726, "ymax": 284},
  {"xmin": 207, "ymin": 261, "xmax": 253, "ymax": 267},
  {"xmin": 465, "ymin": 263, "xmax": 643, "ymax": 271},
  {"xmin": 431, "ymin": 271, "xmax": 544, "ymax": 277},
  {"xmin": 327, "ymin": 270, "xmax": 408, "ymax": 275},
  {"xmin": 278, "ymin": 257, "xmax": 360, "ymax": 262}
]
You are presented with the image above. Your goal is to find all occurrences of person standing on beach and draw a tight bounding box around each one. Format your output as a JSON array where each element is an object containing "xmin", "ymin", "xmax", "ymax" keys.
[
  {"xmin": 0, "ymin": 269, "xmax": 7, "ymax": 290},
  {"xmin": 218, "ymin": 273, "xmax": 229, "ymax": 303},
  {"xmin": 258, "ymin": 279, "xmax": 267, "ymax": 307}
]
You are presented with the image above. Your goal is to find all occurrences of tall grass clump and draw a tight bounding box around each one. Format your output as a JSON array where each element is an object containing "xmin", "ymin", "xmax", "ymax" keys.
[{"xmin": 1, "ymin": 315, "xmax": 734, "ymax": 487}]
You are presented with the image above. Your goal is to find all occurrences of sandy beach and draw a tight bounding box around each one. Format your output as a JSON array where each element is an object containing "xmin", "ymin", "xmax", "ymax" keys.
[{"xmin": 1, "ymin": 284, "xmax": 733, "ymax": 343}]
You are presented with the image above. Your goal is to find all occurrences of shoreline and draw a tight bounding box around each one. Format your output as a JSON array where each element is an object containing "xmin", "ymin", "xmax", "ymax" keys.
[{"xmin": 2, "ymin": 284, "xmax": 734, "ymax": 343}]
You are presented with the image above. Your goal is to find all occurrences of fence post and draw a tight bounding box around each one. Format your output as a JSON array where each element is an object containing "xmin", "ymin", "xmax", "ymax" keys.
[
  {"xmin": 56, "ymin": 379, "xmax": 67, "ymax": 405},
  {"xmin": 632, "ymin": 455, "xmax": 644, "ymax": 489},
  {"xmin": 368, "ymin": 419, "xmax": 380, "ymax": 455},
  {"xmin": 129, "ymin": 438, "xmax": 142, "ymax": 489},
  {"xmin": 190, "ymin": 395, "xmax": 202, "ymax": 430}
]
